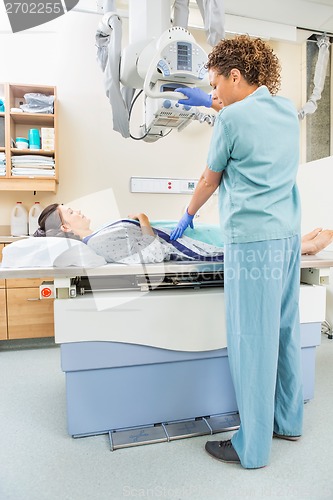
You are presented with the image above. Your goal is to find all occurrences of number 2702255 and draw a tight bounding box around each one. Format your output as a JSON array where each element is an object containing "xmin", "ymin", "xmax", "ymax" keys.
[{"xmin": 5, "ymin": 2, "xmax": 63, "ymax": 14}]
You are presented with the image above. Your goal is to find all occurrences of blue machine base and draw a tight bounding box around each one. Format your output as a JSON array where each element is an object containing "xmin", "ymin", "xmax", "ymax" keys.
[{"xmin": 61, "ymin": 322, "xmax": 321, "ymax": 439}]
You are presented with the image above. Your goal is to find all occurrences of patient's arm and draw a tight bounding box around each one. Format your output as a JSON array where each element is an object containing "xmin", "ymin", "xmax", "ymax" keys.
[
  {"xmin": 301, "ymin": 228, "xmax": 333, "ymax": 255},
  {"xmin": 127, "ymin": 213, "xmax": 155, "ymax": 237}
]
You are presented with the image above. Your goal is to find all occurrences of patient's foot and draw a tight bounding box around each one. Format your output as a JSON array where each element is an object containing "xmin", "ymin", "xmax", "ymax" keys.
[
  {"xmin": 302, "ymin": 228, "xmax": 322, "ymax": 242},
  {"xmin": 301, "ymin": 229, "xmax": 333, "ymax": 255}
]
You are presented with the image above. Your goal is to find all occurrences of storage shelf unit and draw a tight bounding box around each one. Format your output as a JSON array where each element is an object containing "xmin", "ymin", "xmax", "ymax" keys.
[{"xmin": 1, "ymin": 83, "xmax": 57, "ymax": 192}]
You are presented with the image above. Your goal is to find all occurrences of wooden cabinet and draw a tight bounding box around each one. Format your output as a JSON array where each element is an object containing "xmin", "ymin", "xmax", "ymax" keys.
[
  {"xmin": 0, "ymin": 82, "xmax": 57, "ymax": 192},
  {"xmin": 6, "ymin": 287, "xmax": 54, "ymax": 339},
  {"xmin": 0, "ymin": 244, "xmax": 7, "ymax": 340},
  {"xmin": 0, "ymin": 243, "xmax": 5, "ymax": 288},
  {"xmin": 0, "ymin": 242, "xmax": 54, "ymax": 339},
  {"xmin": 0, "ymin": 288, "xmax": 7, "ymax": 340}
]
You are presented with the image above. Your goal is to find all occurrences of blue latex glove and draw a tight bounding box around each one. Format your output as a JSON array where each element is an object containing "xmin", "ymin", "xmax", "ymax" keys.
[
  {"xmin": 176, "ymin": 87, "xmax": 212, "ymax": 108},
  {"xmin": 169, "ymin": 209, "xmax": 195, "ymax": 241}
]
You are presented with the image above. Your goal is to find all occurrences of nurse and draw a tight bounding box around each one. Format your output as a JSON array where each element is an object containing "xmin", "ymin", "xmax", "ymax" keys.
[{"xmin": 170, "ymin": 34, "xmax": 303, "ymax": 469}]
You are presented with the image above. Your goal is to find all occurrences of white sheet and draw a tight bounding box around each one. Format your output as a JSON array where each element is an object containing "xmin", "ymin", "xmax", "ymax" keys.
[{"xmin": 1, "ymin": 237, "xmax": 106, "ymax": 268}]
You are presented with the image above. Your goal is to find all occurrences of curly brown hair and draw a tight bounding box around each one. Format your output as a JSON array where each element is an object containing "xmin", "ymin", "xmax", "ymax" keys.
[{"xmin": 206, "ymin": 35, "xmax": 281, "ymax": 95}]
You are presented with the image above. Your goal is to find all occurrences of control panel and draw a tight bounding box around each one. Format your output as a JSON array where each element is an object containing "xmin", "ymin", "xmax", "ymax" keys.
[
  {"xmin": 130, "ymin": 177, "xmax": 198, "ymax": 194},
  {"xmin": 157, "ymin": 39, "xmax": 207, "ymax": 81}
]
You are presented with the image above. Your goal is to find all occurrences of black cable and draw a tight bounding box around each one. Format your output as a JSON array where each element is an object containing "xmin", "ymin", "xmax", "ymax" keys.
[
  {"xmin": 128, "ymin": 90, "xmax": 151, "ymax": 140},
  {"xmin": 128, "ymin": 89, "xmax": 172, "ymax": 141},
  {"xmin": 129, "ymin": 89, "xmax": 143, "ymax": 116}
]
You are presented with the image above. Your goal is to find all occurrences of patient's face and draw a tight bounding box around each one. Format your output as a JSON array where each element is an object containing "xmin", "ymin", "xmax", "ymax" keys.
[{"xmin": 58, "ymin": 205, "xmax": 91, "ymax": 234}]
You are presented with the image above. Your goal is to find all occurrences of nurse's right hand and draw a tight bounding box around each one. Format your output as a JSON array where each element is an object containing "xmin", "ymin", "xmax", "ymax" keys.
[
  {"xmin": 176, "ymin": 87, "xmax": 212, "ymax": 108},
  {"xmin": 169, "ymin": 209, "xmax": 195, "ymax": 241}
]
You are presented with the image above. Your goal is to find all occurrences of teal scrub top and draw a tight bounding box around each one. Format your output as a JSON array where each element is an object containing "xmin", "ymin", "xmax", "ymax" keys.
[{"xmin": 207, "ymin": 86, "xmax": 301, "ymax": 244}]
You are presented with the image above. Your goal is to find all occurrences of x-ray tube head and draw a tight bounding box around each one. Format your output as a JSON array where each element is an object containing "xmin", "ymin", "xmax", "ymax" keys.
[{"xmin": 96, "ymin": 4, "xmax": 212, "ymax": 141}]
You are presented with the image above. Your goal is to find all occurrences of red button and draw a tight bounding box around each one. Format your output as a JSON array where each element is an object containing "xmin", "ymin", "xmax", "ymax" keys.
[{"xmin": 41, "ymin": 287, "xmax": 52, "ymax": 298}]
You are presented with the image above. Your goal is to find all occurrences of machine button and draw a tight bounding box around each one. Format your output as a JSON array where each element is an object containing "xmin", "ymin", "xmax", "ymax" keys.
[
  {"xmin": 183, "ymin": 105, "xmax": 192, "ymax": 111},
  {"xmin": 163, "ymin": 100, "xmax": 172, "ymax": 109},
  {"xmin": 157, "ymin": 60, "xmax": 170, "ymax": 76}
]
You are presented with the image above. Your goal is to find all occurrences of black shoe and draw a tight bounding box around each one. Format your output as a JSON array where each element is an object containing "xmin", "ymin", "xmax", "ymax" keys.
[
  {"xmin": 273, "ymin": 432, "xmax": 301, "ymax": 441},
  {"xmin": 205, "ymin": 439, "xmax": 240, "ymax": 464}
]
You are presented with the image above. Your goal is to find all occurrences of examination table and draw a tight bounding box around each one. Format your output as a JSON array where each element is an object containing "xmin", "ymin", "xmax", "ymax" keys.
[{"xmin": 1, "ymin": 252, "xmax": 332, "ymax": 449}]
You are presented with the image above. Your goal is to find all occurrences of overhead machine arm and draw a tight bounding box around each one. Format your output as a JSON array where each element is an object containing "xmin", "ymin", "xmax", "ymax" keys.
[{"xmin": 96, "ymin": 0, "xmax": 225, "ymax": 142}]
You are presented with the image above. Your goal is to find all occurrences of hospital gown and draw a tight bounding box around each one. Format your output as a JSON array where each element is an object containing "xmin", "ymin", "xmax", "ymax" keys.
[{"xmin": 83, "ymin": 220, "xmax": 224, "ymax": 264}]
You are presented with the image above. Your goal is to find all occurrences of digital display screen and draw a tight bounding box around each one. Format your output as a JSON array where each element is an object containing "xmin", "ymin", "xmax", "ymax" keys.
[
  {"xmin": 177, "ymin": 42, "xmax": 192, "ymax": 71},
  {"xmin": 162, "ymin": 84, "xmax": 179, "ymax": 92}
]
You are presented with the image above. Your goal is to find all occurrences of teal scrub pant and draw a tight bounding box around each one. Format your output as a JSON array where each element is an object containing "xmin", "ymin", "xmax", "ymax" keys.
[{"xmin": 224, "ymin": 236, "xmax": 303, "ymax": 469}]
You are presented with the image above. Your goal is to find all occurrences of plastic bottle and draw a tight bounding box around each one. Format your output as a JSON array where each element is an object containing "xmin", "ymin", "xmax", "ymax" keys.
[
  {"xmin": 28, "ymin": 202, "xmax": 43, "ymax": 236},
  {"xmin": 11, "ymin": 202, "xmax": 28, "ymax": 236}
]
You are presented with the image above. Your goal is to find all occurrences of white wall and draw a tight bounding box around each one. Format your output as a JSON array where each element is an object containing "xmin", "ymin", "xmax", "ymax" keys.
[
  {"xmin": 0, "ymin": 10, "xmax": 303, "ymax": 230},
  {"xmin": 297, "ymin": 155, "xmax": 333, "ymax": 327},
  {"xmin": 298, "ymin": 156, "xmax": 333, "ymax": 235}
]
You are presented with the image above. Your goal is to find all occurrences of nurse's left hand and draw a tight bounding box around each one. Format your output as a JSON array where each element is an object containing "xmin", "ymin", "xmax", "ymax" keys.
[
  {"xmin": 169, "ymin": 209, "xmax": 194, "ymax": 240},
  {"xmin": 176, "ymin": 87, "xmax": 212, "ymax": 108}
]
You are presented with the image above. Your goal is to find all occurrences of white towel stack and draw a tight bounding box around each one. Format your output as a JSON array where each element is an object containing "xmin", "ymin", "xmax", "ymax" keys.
[
  {"xmin": 11, "ymin": 155, "xmax": 55, "ymax": 177},
  {"xmin": 0, "ymin": 152, "xmax": 6, "ymax": 176}
]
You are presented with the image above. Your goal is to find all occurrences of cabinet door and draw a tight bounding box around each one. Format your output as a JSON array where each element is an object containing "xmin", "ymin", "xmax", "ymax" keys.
[
  {"xmin": 0, "ymin": 240, "xmax": 6, "ymax": 338},
  {"xmin": 0, "ymin": 244, "xmax": 4, "ymax": 288},
  {"xmin": 7, "ymin": 287, "xmax": 54, "ymax": 339},
  {"xmin": 0, "ymin": 288, "xmax": 7, "ymax": 339}
]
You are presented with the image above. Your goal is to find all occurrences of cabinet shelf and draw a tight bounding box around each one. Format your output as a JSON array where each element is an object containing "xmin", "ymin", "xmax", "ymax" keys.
[
  {"xmin": 11, "ymin": 148, "xmax": 54, "ymax": 155},
  {"xmin": 10, "ymin": 112, "xmax": 54, "ymax": 126},
  {"xmin": 0, "ymin": 177, "xmax": 57, "ymax": 192}
]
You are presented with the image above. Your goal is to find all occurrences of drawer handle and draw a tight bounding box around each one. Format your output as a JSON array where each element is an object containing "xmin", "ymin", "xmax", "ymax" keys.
[{"xmin": 27, "ymin": 298, "xmax": 40, "ymax": 301}]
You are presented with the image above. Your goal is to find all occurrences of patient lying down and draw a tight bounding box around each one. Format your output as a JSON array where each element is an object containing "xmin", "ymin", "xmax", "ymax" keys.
[
  {"xmin": 33, "ymin": 204, "xmax": 224, "ymax": 264},
  {"xmin": 34, "ymin": 204, "xmax": 333, "ymax": 264}
]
